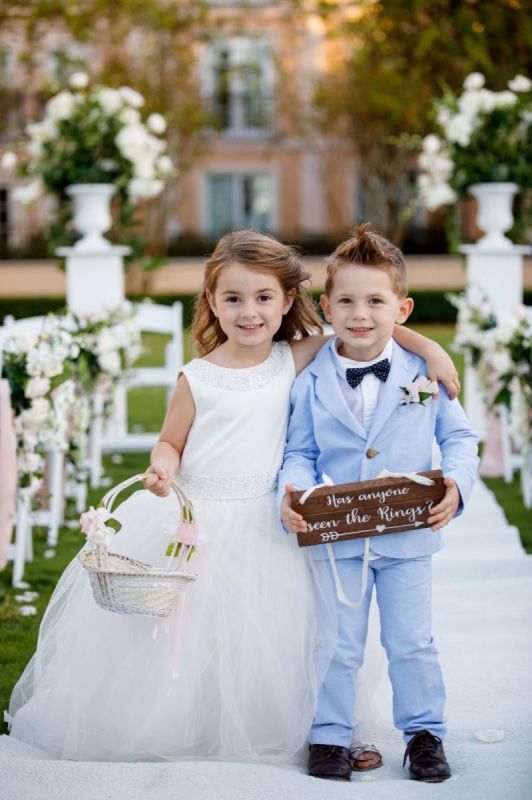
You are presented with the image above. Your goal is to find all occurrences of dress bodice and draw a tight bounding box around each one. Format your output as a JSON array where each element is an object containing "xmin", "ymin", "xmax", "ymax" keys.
[{"xmin": 177, "ymin": 341, "xmax": 295, "ymax": 499}]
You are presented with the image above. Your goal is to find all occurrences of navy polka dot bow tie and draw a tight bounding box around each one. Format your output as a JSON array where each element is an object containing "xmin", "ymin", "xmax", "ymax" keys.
[{"xmin": 346, "ymin": 359, "xmax": 390, "ymax": 389}]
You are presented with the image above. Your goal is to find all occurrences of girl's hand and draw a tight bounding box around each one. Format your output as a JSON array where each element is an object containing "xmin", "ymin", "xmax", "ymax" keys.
[
  {"xmin": 143, "ymin": 465, "xmax": 171, "ymax": 497},
  {"xmin": 426, "ymin": 345, "xmax": 460, "ymax": 400}
]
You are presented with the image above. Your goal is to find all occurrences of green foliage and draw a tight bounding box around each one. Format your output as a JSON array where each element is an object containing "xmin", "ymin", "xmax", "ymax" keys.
[{"xmin": 311, "ymin": 0, "xmax": 532, "ymax": 240}]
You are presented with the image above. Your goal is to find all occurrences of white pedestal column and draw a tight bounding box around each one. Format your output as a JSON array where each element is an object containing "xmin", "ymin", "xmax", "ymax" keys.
[
  {"xmin": 460, "ymin": 243, "xmax": 530, "ymax": 438},
  {"xmin": 57, "ymin": 246, "xmax": 131, "ymax": 315}
]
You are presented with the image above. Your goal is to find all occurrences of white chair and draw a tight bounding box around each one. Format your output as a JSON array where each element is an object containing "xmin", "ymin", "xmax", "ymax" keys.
[
  {"xmin": 499, "ymin": 397, "xmax": 532, "ymax": 509},
  {"xmin": 1, "ymin": 314, "xmax": 67, "ymax": 586},
  {"xmin": 88, "ymin": 301, "xmax": 184, "ymax": 487}
]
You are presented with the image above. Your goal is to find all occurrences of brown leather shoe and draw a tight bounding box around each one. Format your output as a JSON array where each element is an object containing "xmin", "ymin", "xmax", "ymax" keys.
[
  {"xmin": 308, "ymin": 744, "xmax": 352, "ymax": 781},
  {"xmin": 403, "ymin": 730, "xmax": 451, "ymax": 783}
]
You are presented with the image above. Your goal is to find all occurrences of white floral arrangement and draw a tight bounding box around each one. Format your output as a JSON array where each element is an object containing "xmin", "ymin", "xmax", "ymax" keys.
[
  {"xmin": 418, "ymin": 72, "xmax": 531, "ymax": 210},
  {"xmin": 447, "ymin": 286, "xmax": 498, "ymax": 371},
  {"xmin": 62, "ymin": 301, "xmax": 142, "ymax": 388},
  {"xmin": 3, "ymin": 72, "xmax": 173, "ymax": 205},
  {"xmin": 449, "ymin": 289, "xmax": 531, "ymax": 447},
  {"xmin": 2, "ymin": 318, "xmax": 77, "ymax": 499},
  {"xmin": 1, "ymin": 302, "xmax": 142, "ymax": 501}
]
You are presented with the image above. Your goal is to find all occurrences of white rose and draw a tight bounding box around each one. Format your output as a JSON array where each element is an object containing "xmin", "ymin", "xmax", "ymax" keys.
[
  {"xmin": 133, "ymin": 155, "xmax": 156, "ymax": 181},
  {"xmin": 25, "ymin": 376, "xmax": 51, "ymax": 399},
  {"xmin": 98, "ymin": 349, "xmax": 121, "ymax": 374},
  {"xmin": 146, "ymin": 112, "xmax": 167, "ymax": 134},
  {"xmin": 419, "ymin": 180, "xmax": 456, "ymax": 210},
  {"xmin": 491, "ymin": 350, "xmax": 513, "ymax": 376},
  {"xmin": 508, "ymin": 75, "xmax": 532, "ymax": 92},
  {"xmin": 119, "ymin": 107, "xmax": 141, "ymax": 126},
  {"xmin": 463, "ymin": 72, "xmax": 485, "ymax": 91},
  {"xmin": 495, "ymin": 316, "xmax": 519, "ymax": 343},
  {"xmin": 127, "ymin": 177, "xmax": 164, "ymax": 199},
  {"xmin": 97, "ymin": 328, "xmax": 118, "ymax": 352},
  {"xmin": 96, "ymin": 88, "xmax": 123, "ymax": 115},
  {"xmin": 156, "ymin": 154, "xmax": 174, "ymax": 175},
  {"xmin": 494, "ymin": 90, "xmax": 518, "ymax": 108},
  {"xmin": 1, "ymin": 151, "xmax": 17, "ymax": 170},
  {"xmin": 9, "ymin": 331, "xmax": 37, "ymax": 354},
  {"xmin": 422, "ymin": 134, "xmax": 441, "ymax": 154},
  {"xmin": 23, "ymin": 397, "xmax": 52, "ymax": 429},
  {"xmin": 46, "ymin": 91, "xmax": 77, "ymax": 122},
  {"xmin": 477, "ymin": 89, "xmax": 497, "ymax": 114},
  {"xmin": 445, "ymin": 114, "xmax": 473, "ymax": 146},
  {"xmin": 116, "ymin": 124, "xmax": 148, "ymax": 158},
  {"xmin": 119, "ymin": 86, "xmax": 145, "ymax": 108},
  {"xmin": 69, "ymin": 71, "xmax": 89, "ymax": 89}
]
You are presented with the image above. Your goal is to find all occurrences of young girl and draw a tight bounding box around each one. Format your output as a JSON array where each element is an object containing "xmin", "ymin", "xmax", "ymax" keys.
[{"xmin": 8, "ymin": 230, "xmax": 459, "ymax": 764}]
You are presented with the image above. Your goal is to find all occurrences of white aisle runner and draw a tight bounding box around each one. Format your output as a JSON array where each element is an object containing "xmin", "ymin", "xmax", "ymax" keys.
[{"xmin": 2, "ymin": 480, "xmax": 532, "ymax": 800}]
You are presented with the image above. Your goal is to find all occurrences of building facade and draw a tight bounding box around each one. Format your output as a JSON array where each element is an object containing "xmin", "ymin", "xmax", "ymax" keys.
[{"xmin": 0, "ymin": 2, "xmax": 379, "ymax": 252}]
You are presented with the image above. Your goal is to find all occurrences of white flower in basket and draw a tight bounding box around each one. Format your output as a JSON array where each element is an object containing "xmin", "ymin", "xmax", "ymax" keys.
[{"xmin": 78, "ymin": 474, "xmax": 198, "ymax": 619}]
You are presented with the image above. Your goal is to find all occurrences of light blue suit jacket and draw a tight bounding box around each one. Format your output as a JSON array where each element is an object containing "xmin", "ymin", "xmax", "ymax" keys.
[{"xmin": 278, "ymin": 339, "xmax": 479, "ymax": 560}]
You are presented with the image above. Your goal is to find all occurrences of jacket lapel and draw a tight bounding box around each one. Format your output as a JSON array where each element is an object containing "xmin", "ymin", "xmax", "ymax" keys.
[
  {"xmin": 366, "ymin": 343, "xmax": 418, "ymax": 445},
  {"xmin": 310, "ymin": 340, "xmax": 367, "ymax": 441}
]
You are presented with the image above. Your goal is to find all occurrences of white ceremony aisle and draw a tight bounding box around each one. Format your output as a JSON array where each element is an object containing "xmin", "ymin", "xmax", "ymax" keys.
[{"xmin": 2, "ymin": 479, "xmax": 531, "ymax": 800}]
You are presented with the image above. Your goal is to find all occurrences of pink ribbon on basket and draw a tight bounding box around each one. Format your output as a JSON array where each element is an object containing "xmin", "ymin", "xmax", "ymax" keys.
[{"xmin": 154, "ymin": 519, "xmax": 199, "ymax": 678}]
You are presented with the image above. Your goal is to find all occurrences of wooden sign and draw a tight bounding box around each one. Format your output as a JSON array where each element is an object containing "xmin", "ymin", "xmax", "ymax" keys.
[{"xmin": 290, "ymin": 470, "xmax": 445, "ymax": 547}]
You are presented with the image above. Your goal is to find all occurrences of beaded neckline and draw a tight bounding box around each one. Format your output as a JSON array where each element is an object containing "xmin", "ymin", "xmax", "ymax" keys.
[{"xmin": 182, "ymin": 341, "xmax": 292, "ymax": 391}]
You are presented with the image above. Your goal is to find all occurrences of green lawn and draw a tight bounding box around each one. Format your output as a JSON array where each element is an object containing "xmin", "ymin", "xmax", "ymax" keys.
[{"xmin": 0, "ymin": 324, "xmax": 529, "ymax": 732}]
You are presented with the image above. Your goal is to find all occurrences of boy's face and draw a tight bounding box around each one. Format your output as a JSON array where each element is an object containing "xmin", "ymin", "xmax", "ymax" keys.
[{"xmin": 320, "ymin": 264, "xmax": 413, "ymax": 362}]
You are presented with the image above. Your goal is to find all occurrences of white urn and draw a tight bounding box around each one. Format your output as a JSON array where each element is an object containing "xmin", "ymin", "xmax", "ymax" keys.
[
  {"xmin": 66, "ymin": 183, "xmax": 116, "ymax": 252},
  {"xmin": 469, "ymin": 182, "xmax": 519, "ymax": 251}
]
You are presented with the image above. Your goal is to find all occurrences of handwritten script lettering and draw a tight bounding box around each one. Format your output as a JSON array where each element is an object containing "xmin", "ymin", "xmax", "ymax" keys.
[
  {"xmin": 356, "ymin": 486, "xmax": 410, "ymax": 504},
  {"xmin": 307, "ymin": 518, "xmax": 339, "ymax": 532}
]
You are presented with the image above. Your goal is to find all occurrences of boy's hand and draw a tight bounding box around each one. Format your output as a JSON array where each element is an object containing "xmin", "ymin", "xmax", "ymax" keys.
[
  {"xmin": 143, "ymin": 464, "xmax": 171, "ymax": 497},
  {"xmin": 281, "ymin": 484, "xmax": 308, "ymax": 534},
  {"xmin": 427, "ymin": 476, "xmax": 460, "ymax": 531}
]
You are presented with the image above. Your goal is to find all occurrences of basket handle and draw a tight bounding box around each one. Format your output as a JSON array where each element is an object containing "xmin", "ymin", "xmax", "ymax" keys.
[{"xmin": 100, "ymin": 473, "xmax": 193, "ymax": 522}]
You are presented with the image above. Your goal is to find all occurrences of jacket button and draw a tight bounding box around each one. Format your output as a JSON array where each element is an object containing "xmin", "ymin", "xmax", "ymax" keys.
[{"xmin": 366, "ymin": 448, "xmax": 378, "ymax": 459}]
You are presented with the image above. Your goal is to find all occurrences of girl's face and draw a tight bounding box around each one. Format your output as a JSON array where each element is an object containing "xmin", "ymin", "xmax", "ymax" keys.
[{"xmin": 207, "ymin": 262, "xmax": 294, "ymax": 350}]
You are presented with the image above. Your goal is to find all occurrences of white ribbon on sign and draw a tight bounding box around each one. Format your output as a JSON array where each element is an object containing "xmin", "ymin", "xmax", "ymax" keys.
[
  {"xmin": 376, "ymin": 470, "xmax": 435, "ymax": 486},
  {"xmin": 299, "ymin": 471, "xmax": 435, "ymax": 609}
]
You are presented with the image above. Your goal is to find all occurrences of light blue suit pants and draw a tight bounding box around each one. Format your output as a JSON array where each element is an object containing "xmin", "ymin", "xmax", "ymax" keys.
[{"xmin": 310, "ymin": 554, "xmax": 447, "ymax": 746}]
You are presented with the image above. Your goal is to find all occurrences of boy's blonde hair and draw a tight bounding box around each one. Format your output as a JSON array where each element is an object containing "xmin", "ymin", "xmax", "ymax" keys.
[
  {"xmin": 325, "ymin": 223, "xmax": 407, "ymax": 297},
  {"xmin": 191, "ymin": 229, "xmax": 322, "ymax": 355}
]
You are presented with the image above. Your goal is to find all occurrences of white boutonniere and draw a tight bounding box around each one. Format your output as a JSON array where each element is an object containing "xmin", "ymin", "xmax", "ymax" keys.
[{"xmin": 400, "ymin": 374, "xmax": 438, "ymax": 406}]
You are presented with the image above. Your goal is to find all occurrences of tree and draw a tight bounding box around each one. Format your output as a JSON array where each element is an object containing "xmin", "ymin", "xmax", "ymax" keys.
[
  {"xmin": 310, "ymin": 0, "xmax": 532, "ymax": 243},
  {"xmin": 0, "ymin": 1, "xmax": 210, "ymax": 260}
]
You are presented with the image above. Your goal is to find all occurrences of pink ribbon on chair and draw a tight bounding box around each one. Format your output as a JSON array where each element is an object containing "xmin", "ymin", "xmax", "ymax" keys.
[{"xmin": 0, "ymin": 380, "xmax": 17, "ymax": 571}]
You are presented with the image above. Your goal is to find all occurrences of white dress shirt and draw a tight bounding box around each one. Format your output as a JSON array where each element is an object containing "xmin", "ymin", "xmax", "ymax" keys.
[
  {"xmin": 332, "ymin": 338, "xmax": 394, "ymax": 432},
  {"xmin": 331, "ymin": 337, "xmax": 394, "ymax": 560}
]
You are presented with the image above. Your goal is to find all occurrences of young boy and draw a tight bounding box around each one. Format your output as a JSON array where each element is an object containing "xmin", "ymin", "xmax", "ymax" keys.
[{"xmin": 279, "ymin": 224, "xmax": 479, "ymax": 783}]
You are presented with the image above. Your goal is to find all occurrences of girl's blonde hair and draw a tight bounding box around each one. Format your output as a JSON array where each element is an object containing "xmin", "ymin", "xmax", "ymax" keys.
[{"xmin": 192, "ymin": 230, "xmax": 323, "ymax": 355}]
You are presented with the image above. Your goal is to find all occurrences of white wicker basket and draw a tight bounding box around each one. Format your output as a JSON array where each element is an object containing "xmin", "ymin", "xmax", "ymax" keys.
[{"xmin": 78, "ymin": 474, "xmax": 197, "ymax": 618}]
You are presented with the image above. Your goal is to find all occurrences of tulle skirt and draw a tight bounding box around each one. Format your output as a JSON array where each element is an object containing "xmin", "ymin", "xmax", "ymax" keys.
[{"xmin": 8, "ymin": 488, "xmax": 325, "ymax": 763}]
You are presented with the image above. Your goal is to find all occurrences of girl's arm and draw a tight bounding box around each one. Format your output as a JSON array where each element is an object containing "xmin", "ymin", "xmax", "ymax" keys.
[
  {"xmin": 290, "ymin": 335, "xmax": 331, "ymax": 375},
  {"xmin": 393, "ymin": 324, "xmax": 460, "ymax": 399},
  {"xmin": 144, "ymin": 374, "xmax": 196, "ymax": 496},
  {"xmin": 291, "ymin": 327, "xmax": 460, "ymax": 399}
]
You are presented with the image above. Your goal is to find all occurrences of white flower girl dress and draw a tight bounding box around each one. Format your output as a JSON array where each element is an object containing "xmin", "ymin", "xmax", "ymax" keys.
[{"xmin": 8, "ymin": 342, "xmax": 324, "ymax": 763}]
